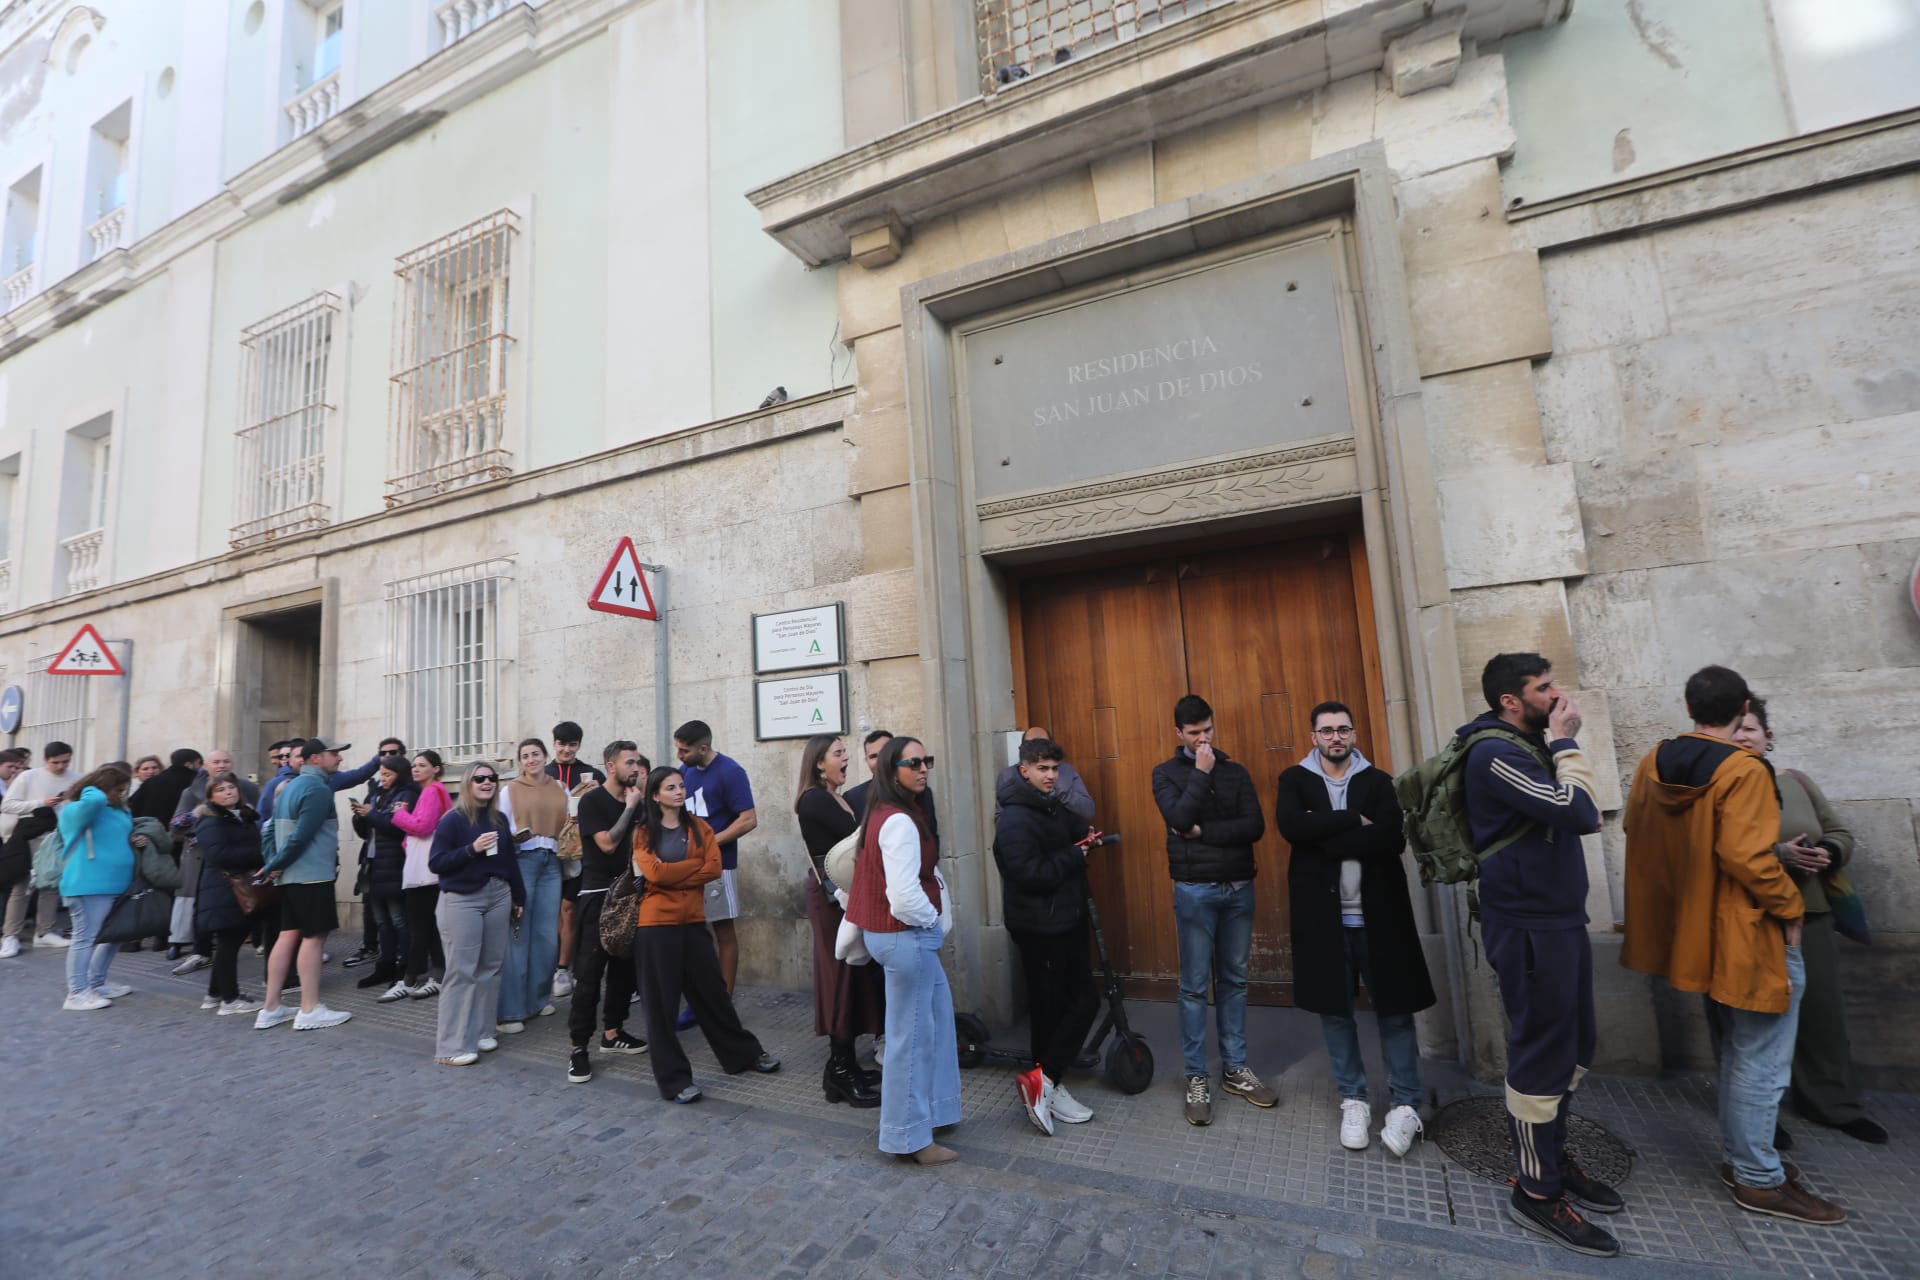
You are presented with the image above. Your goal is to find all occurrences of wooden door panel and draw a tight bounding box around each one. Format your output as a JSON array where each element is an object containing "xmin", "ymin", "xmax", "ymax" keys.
[{"xmin": 1014, "ymin": 525, "xmax": 1381, "ymax": 1006}]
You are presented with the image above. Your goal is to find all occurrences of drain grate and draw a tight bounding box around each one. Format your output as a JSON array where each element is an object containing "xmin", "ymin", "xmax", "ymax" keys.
[{"xmin": 1429, "ymin": 1095, "xmax": 1636, "ymax": 1186}]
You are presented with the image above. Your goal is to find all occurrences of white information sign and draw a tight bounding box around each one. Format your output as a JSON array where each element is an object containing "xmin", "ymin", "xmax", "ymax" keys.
[
  {"xmin": 754, "ymin": 672, "xmax": 848, "ymax": 741},
  {"xmin": 752, "ymin": 603, "xmax": 844, "ymax": 673}
]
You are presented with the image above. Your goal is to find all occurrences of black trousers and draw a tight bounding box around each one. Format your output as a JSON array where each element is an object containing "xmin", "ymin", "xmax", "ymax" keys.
[
  {"xmin": 402, "ymin": 886, "xmax": 444, "ymax": 983},
  {"xmin": 568, "ymin": 891, "xmax": 637, "ymax": 1046},
  {"xmin": 633, "ymin": 924, "xmax": 763, "ymax": 1099},
  {"xmin": 208, "ymin": 927, "xmax": 249, "ymax": 1001},
  {"xmin": 369, "ymin": 894, "xmax": 407, "ymax": 977},
  {"xmin": 1012, "ymin": 920, "xmax": 1101, "ymax": 1084}
]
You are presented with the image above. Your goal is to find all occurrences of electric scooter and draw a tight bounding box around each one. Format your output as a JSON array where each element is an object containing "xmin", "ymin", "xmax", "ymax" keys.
[{"xmin": 955, "ymin": 835, "xmax": 1155, "ymax": 1095}]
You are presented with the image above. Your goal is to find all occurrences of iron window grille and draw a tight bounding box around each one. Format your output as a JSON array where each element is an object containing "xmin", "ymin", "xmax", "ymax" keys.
[
  {"xmin": 977, "ymin": 0, "xmax": 1222, "ymax": 93},
  {"xmin": 385, "ymin": 559, "xmax": 514, "ymax": 765},
  {"xmin": 232, "ymin": 291, "xmax": 338, "ymax": 548}
]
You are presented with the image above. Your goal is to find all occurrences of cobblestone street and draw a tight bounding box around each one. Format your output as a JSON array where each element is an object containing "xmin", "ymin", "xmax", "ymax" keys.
[{"xmin": 5, "ymin": 945, "xmax": 1915, "ymax": 1279}]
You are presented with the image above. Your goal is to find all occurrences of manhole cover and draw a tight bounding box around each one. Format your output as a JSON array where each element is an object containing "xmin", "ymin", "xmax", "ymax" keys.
[{"xmin": 1429, "ymin": 1095, "xmax": 1635, "ymax": 1186}]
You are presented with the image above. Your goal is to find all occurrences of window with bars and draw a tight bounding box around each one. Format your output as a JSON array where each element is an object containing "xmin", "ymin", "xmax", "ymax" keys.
[
  {"xmin": 232, "ymin": 291, "xmax": 338, "ymax": 548},
  {"xmin": 388, "ymin": 210, "xmax": 519, "ymax": 506},
  {"xmin": 385, "ymin": 560, "xmax": 513, "ymax": 764},
  {"xmin": 977, "ymin": 0, "xmax": 1223, "ymax": 93},
  {"xmin": 24, "ymin": 652, "xmax": 94, "ymax": 765}
]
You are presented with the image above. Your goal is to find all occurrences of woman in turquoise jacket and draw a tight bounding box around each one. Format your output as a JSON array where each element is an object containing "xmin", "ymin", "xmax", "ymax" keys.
[{"xmin": 57, "ymin": 764, "xmax": 138, "ymax": 1010}]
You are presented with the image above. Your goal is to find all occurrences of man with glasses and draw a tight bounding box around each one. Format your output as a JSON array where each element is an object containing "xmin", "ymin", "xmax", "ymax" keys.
[
  {"xmin": 1275, "ymin": 701, "xmax": 1433, "ymax": 1156},
  {"xmin": 1151, "ymin": 695, "xmax": 1277, "ymax": 1126}
]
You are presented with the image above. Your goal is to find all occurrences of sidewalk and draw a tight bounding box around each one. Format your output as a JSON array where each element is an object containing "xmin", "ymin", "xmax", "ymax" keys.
[{"xmin": 29, "ymin": 944, "xmax": 1920, "ymax": 1278}]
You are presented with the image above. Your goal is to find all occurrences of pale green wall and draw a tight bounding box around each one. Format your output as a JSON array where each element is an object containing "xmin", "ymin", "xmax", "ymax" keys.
[
  {"xmin": 1501, "ymin": 0, "xmax": 1791, "ymax": 207},
  {"xmin": 705, "ymin": 0, "xmax": 845, "ymax": 419}
]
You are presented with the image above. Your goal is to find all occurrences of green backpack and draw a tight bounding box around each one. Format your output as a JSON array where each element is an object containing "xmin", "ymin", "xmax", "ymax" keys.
[
  {"xmin": 1393, "ymin": 725, "xmax": 1550, "ymax": 886},
  {"xmin": 29, "ymin": 828, "xmax": 71, "ymax": 890}
]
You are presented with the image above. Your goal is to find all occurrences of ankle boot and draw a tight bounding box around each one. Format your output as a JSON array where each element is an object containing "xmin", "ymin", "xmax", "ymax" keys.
[{"xmin": 823, "ymin": 1043, "xmax": 881, "ymax": 1108}]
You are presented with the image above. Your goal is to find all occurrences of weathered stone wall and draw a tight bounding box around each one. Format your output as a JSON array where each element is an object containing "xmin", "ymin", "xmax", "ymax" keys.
[{"xmin": 1534, "ymin": 173, "xmax": 1920, "ymax": 1086}]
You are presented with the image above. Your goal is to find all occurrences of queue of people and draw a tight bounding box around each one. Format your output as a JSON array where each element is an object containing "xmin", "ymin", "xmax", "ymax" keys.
[{"xmin": 5, "ymin": 673, "xmax": 1884, "ymax": 1229}]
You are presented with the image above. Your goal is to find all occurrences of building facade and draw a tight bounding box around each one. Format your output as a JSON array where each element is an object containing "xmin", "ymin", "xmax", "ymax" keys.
[{"xmin": 2, "ymin": 0, "xmax": 1916, "ymax": 1083}]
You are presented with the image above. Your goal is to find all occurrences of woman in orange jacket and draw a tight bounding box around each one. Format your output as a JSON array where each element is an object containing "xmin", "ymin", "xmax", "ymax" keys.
[{"xmin": 631, "ymin": 765, "xmax": 780, "ymax": 1102}]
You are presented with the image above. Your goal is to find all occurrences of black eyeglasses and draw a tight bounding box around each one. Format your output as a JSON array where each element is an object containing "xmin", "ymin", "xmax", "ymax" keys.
[
  {"xmin": 1313, "ymin": 726, "xmax": 1356, "ymax": 738},
  {"xmin": 897, "ymin": 755, "xmax": 935, "ymax": 771},
  {"xmin": 469, "ymin": 774, "xmax": 498, "ymax": 784}
]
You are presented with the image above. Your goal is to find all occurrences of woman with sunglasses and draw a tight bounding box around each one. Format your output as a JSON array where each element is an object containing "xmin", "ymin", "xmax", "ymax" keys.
[
  {"xmin": 631, "ymin": 765, "xmax": 780, "ymax": 1102},
  {"xmin": 845, "ymin": 737, "xmax": 961, "ymax": 1164},
  {"xmin": 427, "ymin": 765, "xmax": 525, "ymax": 1066}
]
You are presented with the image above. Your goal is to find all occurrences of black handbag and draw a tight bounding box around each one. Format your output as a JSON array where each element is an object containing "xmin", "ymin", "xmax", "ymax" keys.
[{"xmin": 96, "ymin": 873, "xmax": 176, "ymax": 945}]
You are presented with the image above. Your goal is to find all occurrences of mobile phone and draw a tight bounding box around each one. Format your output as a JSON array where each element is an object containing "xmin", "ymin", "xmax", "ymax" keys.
[{"xmin": 513, "ymin": 826, "xmax": 532, "ymax": 842}]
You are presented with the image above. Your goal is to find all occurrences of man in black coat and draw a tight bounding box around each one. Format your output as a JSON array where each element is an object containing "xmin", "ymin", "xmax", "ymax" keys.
[
  {"xmin": 1150, "ymin": 694, "xmax": 1277, "ymax": 1126},
  {"xmin": 1274, "ymin": 699, "xmax": 1434, "ymax": 1158},
  {"xmin": 993, "ymin": 737, "xmax": 1101, "ymax": 1137}
]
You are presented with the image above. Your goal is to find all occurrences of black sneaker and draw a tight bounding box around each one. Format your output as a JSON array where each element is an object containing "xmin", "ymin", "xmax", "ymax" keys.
[
  {"xmin": 1506, "ymin": 1187, "xmax": 1620, "ymax": 1258},
  {"xmin": 1561, "ymin": 1156, "xmax": 1625, "ymax": 1214},
  {"xmin": 342, "ymin": 947, "xmax": 376, "ymax": 969},
  {"xmin": 567, "ymin": 1047, "xmax": 592, "ymax": 1084},
  {"xmin": 599, "ymin": 1028, "xmax": 648, "ymax": 1055}
]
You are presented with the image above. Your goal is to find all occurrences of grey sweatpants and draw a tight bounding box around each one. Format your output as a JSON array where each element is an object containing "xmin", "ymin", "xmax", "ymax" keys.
[{"xmin": 434, "ymin": 878, "xmax": 511, "ymax": 1058}]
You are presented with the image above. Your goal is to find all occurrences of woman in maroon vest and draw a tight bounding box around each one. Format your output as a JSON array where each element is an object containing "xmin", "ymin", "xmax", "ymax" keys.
[{"xmin": 845, "ymin": 736, "xmax": 961, "ymax": 1164}]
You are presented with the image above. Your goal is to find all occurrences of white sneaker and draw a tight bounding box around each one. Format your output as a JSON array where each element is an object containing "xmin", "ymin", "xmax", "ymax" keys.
[
  {"xmin": 36, "ymin": 932, "xmax": 71, "ymax": 948},
  {"xmin": 294, "ymin": 1004, "xmax": 352, "ymax": 1030},
  {"xmin": 1381, "ymin": 1104, "xmax": 1423, "ymax": 1158},
  {"xmin": 536, "ymin": 1003, "xmax": 557, "ymax": 1018},
  {"xmin": 97, "ymin": 981, "xmax": 132, "ymax": 999},
  {"xmin": 1051, "ymin": 1083, "xmax": 1094, "ymax": 1124},
  {"xmin": 0, "ymin": 935, "xmax": 20, "ymax": 958},
  {"xmin": 478, "ymin": 1036, "xmax": 499, "ymax": 1052},
  {"xmin": 254, "ymin": 1005, "xmax": 296, "ymax": 1030},
  {"xmin": 63, "ymin": 991, "xmax": 111, "ymax": 1011},
  {"xmin": 551, "ymin": 970, "xmax": 574, "ymax": 997},
  {"xmin": 219, "ymin": 997, "xmax": 265, "ymax": 1015},
  {"xmin": 438, "ymin": 1052, "xmax": 480, "ymax": 1067},
  {"xmin": 873, "ymin": 1034, "xmax": 886, "ymax": 1066},
  {"xmin": 377, "ymin": 981, "xmax": 410, "ymax": 1003},
  {"xmin": 1339, "ymin": 1099, "xmax": 1371, "ymax": 1151},
  {"xmin": 496, "ymin": 1020, "xmax": 526, "ymax": 1035},
  {"xmin": 200, "ymin": 994, "xmax": 221, "ymax": 1010}
]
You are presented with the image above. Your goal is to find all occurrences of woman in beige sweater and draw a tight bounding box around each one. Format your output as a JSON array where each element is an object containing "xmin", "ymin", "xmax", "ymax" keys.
[
  {"xmin": 1732, "ymin": 699, "xmax": 1885, "ymax": 1145},
  {"xmin": 497, "ymin": 739, "xmax": 571, "ymax": 1033}
]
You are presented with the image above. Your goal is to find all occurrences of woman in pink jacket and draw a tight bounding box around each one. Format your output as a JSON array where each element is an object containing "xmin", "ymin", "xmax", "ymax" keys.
[{"xmin": 390, "ymin": 750, "xmax": 453, "ymax": 998}]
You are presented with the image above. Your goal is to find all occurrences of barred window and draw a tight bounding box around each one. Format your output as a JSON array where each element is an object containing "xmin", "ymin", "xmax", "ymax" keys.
[
  {"xmin": 388, "ymin": 210, "xmax": 519, "ymax": 506},
  {"xmin": 385, "ymin": 559, "xmax": 513, "ymax": 764},
  {"xmin": 978, "ymin": 0, "xmax": 1221, "ymax": 93},
  {"xmin": 24, "ymin": 652, "xmax": 95, "ymax": 764},
  {"xmin": 232, "ymin": 291, "xmax": 338, "ymax": 548}
]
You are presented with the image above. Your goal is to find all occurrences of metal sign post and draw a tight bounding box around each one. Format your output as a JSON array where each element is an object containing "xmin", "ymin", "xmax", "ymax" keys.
[{"xmin": 645, "ymin": 564, "xmax": 669, "ymax": 763}]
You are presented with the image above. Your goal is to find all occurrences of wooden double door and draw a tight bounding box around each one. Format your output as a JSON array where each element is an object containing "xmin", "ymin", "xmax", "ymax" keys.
[{"xmin": 1011, "ymin": 525, "xmax": 1388, "ymax": 1004}]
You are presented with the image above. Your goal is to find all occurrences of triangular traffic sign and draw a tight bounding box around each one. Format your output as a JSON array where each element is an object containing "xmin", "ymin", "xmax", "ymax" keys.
[
  {"xmin": 587, "ymin": 537, "xmax": 659, "ymax": 620},
  {"xmin": 48, "ymin": 623, "xmax": 124, "ymax": 676}
]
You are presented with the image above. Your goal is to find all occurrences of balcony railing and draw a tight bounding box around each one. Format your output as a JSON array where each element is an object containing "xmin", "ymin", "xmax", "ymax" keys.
[
  {"xmin": 84, "ymin": 207, "xmax": 126, "ymax": 260},
  {"xmin": 436, "ymin": 0, "xmax": 515, "ymax": 47},
  {"xmin": 285, "ymin": 70, "xmax": 343, "ymax": 140},
  {"xmin": 61, "ymin": 528, "xmax": 103, "ymax": 595},
  {"xmin": 4, "ymin": 263, "xmax": 32, "ymax": 311},
  {"xmin": 977, "ymin": 0, "xmax": 1223, "ymax": 93},
  {"xmin": 0, "ymin": 559, "xmax": 12, "ymax": 614},
  {"xmin": 386, "ymin": 383, "xmax": 511, "ymax": 506},
  {"xmin": 231, "ymin": 414, "xmax": 330, "ymax": 549}
]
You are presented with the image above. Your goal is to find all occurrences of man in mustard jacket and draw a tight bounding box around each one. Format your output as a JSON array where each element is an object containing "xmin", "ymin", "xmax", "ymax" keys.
[{"xmin": 1622, "ymin": 666, "xmax": 1845, "ymax": 1226}]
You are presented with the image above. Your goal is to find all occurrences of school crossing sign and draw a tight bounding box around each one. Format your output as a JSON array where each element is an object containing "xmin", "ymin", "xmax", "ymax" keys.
[{"xmin": 48, "ymin": 623, "xmax": 123, "ymax": 676}]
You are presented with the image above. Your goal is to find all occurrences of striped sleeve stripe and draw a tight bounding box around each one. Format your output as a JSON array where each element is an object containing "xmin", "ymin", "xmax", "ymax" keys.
[{"xmin": 1488, "ymin": 757, "xmax": 1576, "ymax": 807}]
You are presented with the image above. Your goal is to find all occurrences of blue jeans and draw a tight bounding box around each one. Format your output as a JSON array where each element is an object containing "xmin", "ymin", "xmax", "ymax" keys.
[
  {"xmin": 1320, "ymin": 927, "xmax": 1423, "ymax": 1107},
  {"xmin": 498, "ymin": 849, "xmax": 560, "ymax": 1022},
  {"xmin": 1172, "ymin": 880, "xmax": 1254, "ymax": 1077},
  {"xmin": 65, "ymin": 894, "xmax": 120, "ymax": 996},
  {"xmin": 864, "ymin": 925, "xmax": 962, "ymax": 1155},
  {"xmin": 1710, "ymin": 944, "xmax": 1806, "ymax": 1188}
]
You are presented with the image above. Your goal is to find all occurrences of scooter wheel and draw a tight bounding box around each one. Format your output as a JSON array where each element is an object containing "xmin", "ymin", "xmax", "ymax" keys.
[
  {"xmin": 955, "ymin": 1011, "xmax": 990, "ymax": 1070},
  {"xmin": 1105, "ymin": 1036, "xmax": 1154, "ymax": 1095}
]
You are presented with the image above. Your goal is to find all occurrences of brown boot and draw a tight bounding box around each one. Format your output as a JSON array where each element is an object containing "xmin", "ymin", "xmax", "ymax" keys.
[
  {"xmin": 1719, "ymin": 1160, "xmax": 1801, "ymax": 1189},
  {"xmin": 898, "ymin": 1143, "xmax": 957, "ymax": 1166},
  {"xmin": 1730, "ymin": 1178, "xmax": 1846, "ymax": 1224}
]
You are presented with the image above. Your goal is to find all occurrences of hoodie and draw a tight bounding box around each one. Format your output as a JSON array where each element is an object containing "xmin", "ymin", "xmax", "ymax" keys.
[
  {"xmin": 1300, "ymin": 747, "xmax": 1369, "ymax": 924},
  {"xmin": 1621, "ymin": 733, "xmax": 1802, "ymax": 1013},
  {"xmin": 1457, "ymin": 711, "xmax": 1601, "ymax": 929}
]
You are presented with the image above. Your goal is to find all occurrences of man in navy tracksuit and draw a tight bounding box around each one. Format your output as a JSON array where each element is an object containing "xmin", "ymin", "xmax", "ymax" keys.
[{"xmin": 1460, "ymin": 652, "xmax": 1620, "ymax": 1259}]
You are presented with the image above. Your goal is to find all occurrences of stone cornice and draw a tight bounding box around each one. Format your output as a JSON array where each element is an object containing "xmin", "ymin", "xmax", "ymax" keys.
[
  {"xmin": 0, "ymin": 387, "xmax": 855, "ymax": 635},
  {"xmin": 747, "ymin": 0, "xmax": 1568, "ymax": 267},
  {"xmin": 0, "ymin": 0, "xmax": 630, "ymax": 360}
]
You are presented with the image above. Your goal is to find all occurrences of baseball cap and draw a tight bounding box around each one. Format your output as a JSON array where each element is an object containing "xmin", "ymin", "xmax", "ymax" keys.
[{"xmin": 302, "ymin": 738, "xmax": 351, "ymax": 756}]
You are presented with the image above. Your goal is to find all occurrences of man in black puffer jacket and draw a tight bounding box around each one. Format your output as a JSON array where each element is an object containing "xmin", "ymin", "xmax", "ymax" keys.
[
  {"xmin": 994, "ymin": 737, "xmax": 1100, "ymax": 1137},
  {"xmin": 1150, "ymin": 694, "xmax": 1275, "ymax": 1126}
]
